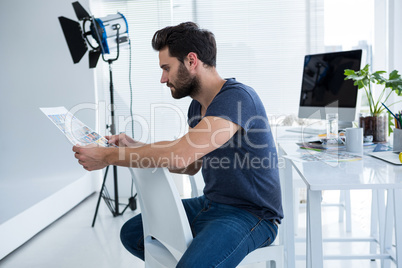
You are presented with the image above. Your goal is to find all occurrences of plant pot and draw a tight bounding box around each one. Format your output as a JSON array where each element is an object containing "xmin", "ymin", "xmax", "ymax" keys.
[{"xmin": 359, "ymin": 113, "xmax": 388, "ymax": 143}]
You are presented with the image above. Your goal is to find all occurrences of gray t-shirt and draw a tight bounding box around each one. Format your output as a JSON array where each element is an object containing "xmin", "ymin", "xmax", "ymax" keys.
[{"xmin": 187, "ymin": 78, "xmax": 283, "ymax": 222}]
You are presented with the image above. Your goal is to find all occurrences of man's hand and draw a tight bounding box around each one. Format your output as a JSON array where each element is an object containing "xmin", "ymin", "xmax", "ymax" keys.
[
  {"xmin": 105, "ymin": 133, "xmax": 145, "ymax": 148},
  {"xmin": 73, "ymin": 144, "xmax": 111, "ymax": 171}
]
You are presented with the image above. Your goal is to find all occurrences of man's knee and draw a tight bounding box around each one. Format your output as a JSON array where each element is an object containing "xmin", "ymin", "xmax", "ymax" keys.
[
  {"xmin": 120, "ymin": 219, "xmax": 133, "ymax": 246},
  {"xmin": 120, "ymin": 214, "xmax": 145, "ymax": 260}
]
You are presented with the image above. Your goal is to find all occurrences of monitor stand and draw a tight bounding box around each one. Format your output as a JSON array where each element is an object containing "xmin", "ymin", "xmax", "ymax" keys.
[{"xmin": 338, "ymin": 121, "xmax": 353, "ymax": 131}]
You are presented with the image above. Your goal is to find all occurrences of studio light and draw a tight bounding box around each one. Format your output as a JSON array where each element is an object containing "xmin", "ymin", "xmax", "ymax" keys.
[
  {"xmin": 58, "ymin": 1, "xmax": 129, "ymax": 68},
  {"xmin": 58, "ymin": 2, "xmax": 136, "ymax": 227}
]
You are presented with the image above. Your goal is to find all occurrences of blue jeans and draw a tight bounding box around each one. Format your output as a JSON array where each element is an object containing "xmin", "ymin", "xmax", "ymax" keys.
[{"xmin": 120, "ymin": 195, "xmax": 278, "ymax": 267}]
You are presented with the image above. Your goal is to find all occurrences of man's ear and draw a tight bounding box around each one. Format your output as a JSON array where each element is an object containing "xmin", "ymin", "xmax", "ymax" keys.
[{"xmin": 187, "ymin": 52, "xmax": 198, "ymax": 68}]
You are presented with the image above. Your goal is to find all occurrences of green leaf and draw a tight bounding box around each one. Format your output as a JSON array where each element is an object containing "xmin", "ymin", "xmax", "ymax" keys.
[
  {"xmin": 395, "ymin": 85, "xmax": 402, "ymax": 96},
  {"xmin": 360, "ymin": 64, "xmax": 370, "ymax": 74},
  {"xmin": 372, "ymin": 72, "xmax": 386, "ymax": 84},
  {"xmin": 344, "ymin": 69, "xmax": 355, "ymax": 76},
  {"xmin": 356, "ymin": 80, "xmax": 365, "ymax": 89},
  {"xmin": 389, "ymin": 70, "xmax": 401, "ymax": 80},
  {"xmin": 362, "ymin": 77, "xmax": 370, "ymax": 86},
  {"xmin": 373, "ymin": 70, "xmax": 387, "ymax": 75}
]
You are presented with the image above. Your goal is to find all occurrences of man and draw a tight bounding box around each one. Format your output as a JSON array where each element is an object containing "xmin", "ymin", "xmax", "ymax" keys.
[{"xmin": 73, "ymin": 22, "xmax": 283, "ymax": 267}]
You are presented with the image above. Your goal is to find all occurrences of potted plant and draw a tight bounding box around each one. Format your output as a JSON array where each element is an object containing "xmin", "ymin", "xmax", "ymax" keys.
[{"xmin": 344, "ymin": 64, "xmax": 402, "ymax": 142}]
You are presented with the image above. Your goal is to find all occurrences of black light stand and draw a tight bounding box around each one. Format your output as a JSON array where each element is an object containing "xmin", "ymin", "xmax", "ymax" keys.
[{"xmin": 91, "ymin": 26, "xmax": 136, "ymax": 227}]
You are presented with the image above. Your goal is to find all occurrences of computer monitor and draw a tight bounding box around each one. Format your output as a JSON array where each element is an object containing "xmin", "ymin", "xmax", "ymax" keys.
[{"xmin": 298, "ymin": 49, "xmax": 362, "ymax": 129}]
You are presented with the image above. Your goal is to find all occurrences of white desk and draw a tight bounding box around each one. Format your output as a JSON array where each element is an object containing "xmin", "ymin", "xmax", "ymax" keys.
[{"xmin": 278, "ymin": 142, "xmax": 402, "ymax": 268}]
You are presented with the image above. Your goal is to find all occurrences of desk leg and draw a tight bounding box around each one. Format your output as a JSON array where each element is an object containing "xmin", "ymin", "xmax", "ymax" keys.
[
  {"xmin": 306, "ymin": 189, "xmax": 323, "ymax": 268},
  {"xmin": 281, "ymin": 157, "xmax": 296, "ymax": 268},
  {"xmin": 339, "ymin": 190, "xmax": 352, "ymax": 232},
  {"xmin": 370, "ymin": 190, "xmax": 378, "ymax": 256},
  {"xmin": 344, "ymin": 190, "xmax": 352, "ymax": 232},
  {"xmin": 394, "ymin": 189, "xmax": 402, "ymax": 267},
  {"xmin": 306, "ymin": 194, "xmax": 311, "ymax": 267},
  {"xmin": 383, "ymin": 189, "xmax": 394, "ymax": 268},
  {"xmin": 377, "ymin": 189, "xmax": 386, "ymax": 251}
]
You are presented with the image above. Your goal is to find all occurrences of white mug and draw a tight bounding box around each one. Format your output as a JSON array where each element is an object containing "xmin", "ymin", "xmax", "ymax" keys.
[
  {"xmin": 393, "ymin": 128, "xmax": 402, "ymax": 151},
  {"xmin": 346, "ymin": 128, "xmax": 363, "ymax": 154}
]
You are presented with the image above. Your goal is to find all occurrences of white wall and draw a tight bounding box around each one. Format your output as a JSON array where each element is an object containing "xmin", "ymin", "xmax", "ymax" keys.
[{"xmin": 0, "ymin": 0, "xmax": 99, "ymax": 259}]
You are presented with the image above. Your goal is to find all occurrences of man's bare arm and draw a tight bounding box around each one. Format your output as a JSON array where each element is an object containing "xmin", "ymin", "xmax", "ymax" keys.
[
  {"xmin": 169, "ymin": 159, "xmax": 203, "ymax": 175},
  {"xmin": 73, "ymin": 116, "xmax": 240, "ymax": 171}
]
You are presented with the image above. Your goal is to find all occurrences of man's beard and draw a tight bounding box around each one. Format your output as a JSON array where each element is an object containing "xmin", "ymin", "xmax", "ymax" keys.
[{"xmin": 167, "ymin": 63, "xmax": 200, "ymax": 99}]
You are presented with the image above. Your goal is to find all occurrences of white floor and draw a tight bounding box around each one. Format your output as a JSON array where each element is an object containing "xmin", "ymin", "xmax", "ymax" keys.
[{"xmin": 0, "ymin": 189, "xmax": 397, "ymax": 268}]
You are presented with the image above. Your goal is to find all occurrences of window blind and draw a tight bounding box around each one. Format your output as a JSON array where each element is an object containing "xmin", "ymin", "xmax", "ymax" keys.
[
  {"xmin": 194, "ymin": 0, "xmax": 312, "ymax": 121},
  {"xmin": 90, "ymin": 0, "xmax": 376, "ymax": 138}
]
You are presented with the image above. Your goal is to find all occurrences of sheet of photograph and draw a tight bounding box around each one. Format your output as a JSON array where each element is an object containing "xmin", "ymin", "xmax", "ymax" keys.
[{"xmin": 40, "ymin": 106, "xmax": 109, "ymax": 147}]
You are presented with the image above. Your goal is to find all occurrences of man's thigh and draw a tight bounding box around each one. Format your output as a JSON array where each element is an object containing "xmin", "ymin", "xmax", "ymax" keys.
[{"xmin": 178, "ymin": 199, "xmax": 276, "ymax": 268}]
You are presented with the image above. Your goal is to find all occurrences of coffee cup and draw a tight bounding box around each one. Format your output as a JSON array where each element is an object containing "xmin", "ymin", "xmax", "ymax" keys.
[
  {"xmin": 393, "ymin": 128, "xmax": 402, "ymax": 151},
  {"xmin": 346, "ymin": 128, "xmax": 363, "ymax": 154}
]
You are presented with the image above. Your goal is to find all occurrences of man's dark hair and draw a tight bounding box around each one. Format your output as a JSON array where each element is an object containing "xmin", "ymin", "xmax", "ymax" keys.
[{"xmin": 152, "ymin": 22, "xmax": 217, "ymax": 67}]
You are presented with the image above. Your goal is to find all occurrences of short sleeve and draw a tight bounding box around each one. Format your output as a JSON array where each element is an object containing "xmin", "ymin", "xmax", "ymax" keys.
[
  {"xmin": 187, "ymin": 100, "xmax": 202, "ymax": 128},
  {"xmin": 204, "ymin": 87, "xmax": 257, "ymax": 132}
]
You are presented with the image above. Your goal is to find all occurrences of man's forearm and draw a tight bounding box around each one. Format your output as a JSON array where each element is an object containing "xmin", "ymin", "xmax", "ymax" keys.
[
  {"xmin": 106, "ymin": 140, "xmax": 195, "ymax": 170},
  {"xmin": 74, "ymin": 115, "xmax": 237, "ymax": 172},
  {"xmin": 169, "ymin": 159, "xmax": 203, "ymax": 175}
]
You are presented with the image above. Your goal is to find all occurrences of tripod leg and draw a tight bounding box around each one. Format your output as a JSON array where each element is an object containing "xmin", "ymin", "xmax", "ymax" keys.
[
  {"xmin": 113, "ymin": 165, "xmax": 119, "ymax": 215},
  {"xmin": 92, "ymin": 165, "xmax": 110, "ymax": 227}
]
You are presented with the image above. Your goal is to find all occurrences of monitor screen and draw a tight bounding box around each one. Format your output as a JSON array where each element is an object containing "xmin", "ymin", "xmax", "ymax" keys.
[{"xmin": 298, "ymin": 49, "xmax": 362, "ymax": 125}]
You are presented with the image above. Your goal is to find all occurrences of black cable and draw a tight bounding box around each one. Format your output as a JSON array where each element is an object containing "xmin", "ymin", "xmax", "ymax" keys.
[
  {"xmin": 128, "ymin": 40, "xmax": 135, "ymax": 198},
  {"xmin": 129, "ymin": 40, "xmax": 134, "ymax": 140}
]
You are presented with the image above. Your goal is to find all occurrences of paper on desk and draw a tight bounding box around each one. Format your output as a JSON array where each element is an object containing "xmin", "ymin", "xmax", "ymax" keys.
[
  {"xmin": 40, "ymin": 106, "xmax": 109, "ymax": 147},
  {"xmin": 283, "ymin": 151, "xmax": 362, "ymax": 163}
]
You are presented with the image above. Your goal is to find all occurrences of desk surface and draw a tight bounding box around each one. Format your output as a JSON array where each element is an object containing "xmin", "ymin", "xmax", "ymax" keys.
[{"xmin": 279, "ymin": 142, "xmax": 402, "ymax": 191}]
